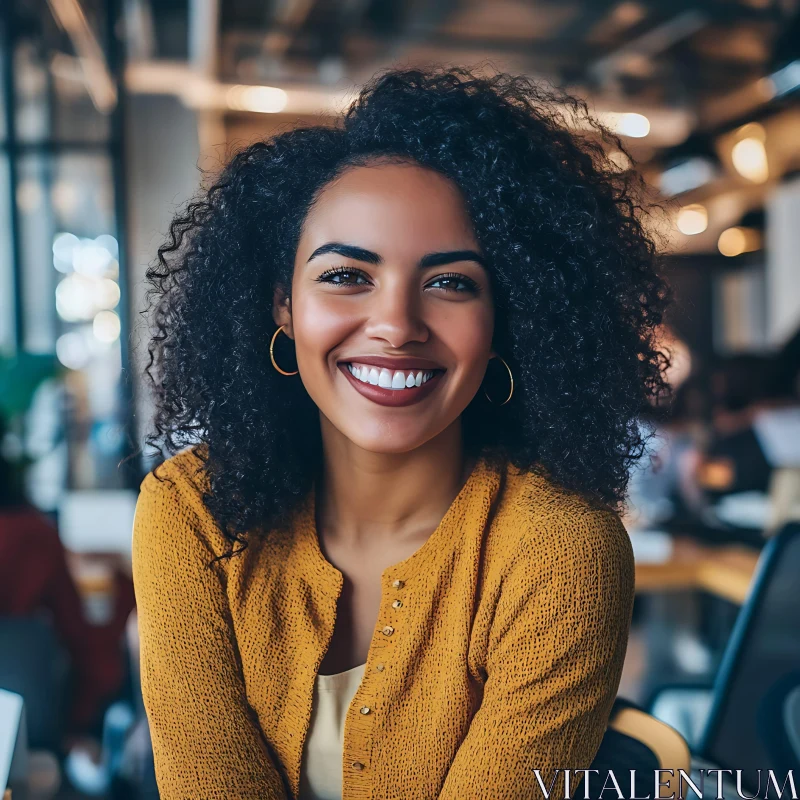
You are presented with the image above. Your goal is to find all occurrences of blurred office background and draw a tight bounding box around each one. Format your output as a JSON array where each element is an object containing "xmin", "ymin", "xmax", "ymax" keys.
[{"xmin": 1, "ymin": 0, "xmax": 800, "ymax": 797}]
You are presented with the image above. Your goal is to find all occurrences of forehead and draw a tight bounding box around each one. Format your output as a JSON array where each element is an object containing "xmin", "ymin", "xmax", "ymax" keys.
[{"xmin": 298, "ymin": 162, "xmax": 479, "ymax": 257}]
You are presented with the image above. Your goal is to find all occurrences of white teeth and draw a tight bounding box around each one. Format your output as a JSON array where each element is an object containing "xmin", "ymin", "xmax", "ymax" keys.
[{"xmin": 346, "ymin": 363, "xmax": 437, "ymax": 391}]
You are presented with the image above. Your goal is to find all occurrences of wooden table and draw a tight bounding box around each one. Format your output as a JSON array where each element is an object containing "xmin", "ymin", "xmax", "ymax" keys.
[{"xmin": 635, "ymin": 537, "xmax": 761, "ymax": 605}]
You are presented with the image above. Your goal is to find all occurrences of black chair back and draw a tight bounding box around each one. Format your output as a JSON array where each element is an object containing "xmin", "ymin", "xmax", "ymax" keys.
[
  {"xmin": 590, "ymin": 698, "xmax": 659, "ymax": 798},
  {"xmin": 589, "ymin": 696, "xmax": 690, "ymax": 799},
  {"xmin": 697, "ymin": 522, "xmax": 800, "ymax": 792},
  {"xmin": 757, "ymin": 669, "xmax": 800, "ymax": 777}
]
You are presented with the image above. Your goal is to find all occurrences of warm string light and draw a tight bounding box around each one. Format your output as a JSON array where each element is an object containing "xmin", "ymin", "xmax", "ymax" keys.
[
  {"xmin": 225, "ymin": 84, "xmax": 288, "ymax": 113},
  {"xmin": 676, "ymin": 204, "xmax": 708, "ymax": 235},
  {"xmin": 717, "ymin": 227, "xmax": 763, "ymax": 257},
  {"xmin": 598, "ymin": 111, "xmax": 651, "ymax": 138},
  {"xmin": 730, "ymin": 122, "xmax": 769, "ymax": 183}
]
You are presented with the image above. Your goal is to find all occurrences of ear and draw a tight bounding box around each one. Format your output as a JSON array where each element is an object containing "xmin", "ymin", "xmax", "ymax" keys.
[{"xmin": 272, "ymin": 285, "xmax": 293, "ymax": 337}]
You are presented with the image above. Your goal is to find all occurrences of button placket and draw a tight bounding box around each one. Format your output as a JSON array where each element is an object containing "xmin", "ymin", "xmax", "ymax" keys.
[{"xmin": 345, "ymin": 572, "xmax": 408, "ymax": 788}]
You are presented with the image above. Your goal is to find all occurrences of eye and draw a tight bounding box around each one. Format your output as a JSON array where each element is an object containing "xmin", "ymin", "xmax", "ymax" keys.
[
  {"xmin": 315, "ymin": 266, "xmax": 371, "ymax": 286},
  {"xmin": 426, "ymin": 272, "xmax": 480, "ymax": 294}
]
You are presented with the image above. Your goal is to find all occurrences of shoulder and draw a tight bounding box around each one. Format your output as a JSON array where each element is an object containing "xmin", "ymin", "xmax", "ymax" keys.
[
  {"xmin": 133, "ymin": 447, "xmax": 229, "ymax": 562},
  {"xmin": 138, "ymin": 446, "xmax": 208, "ymax": 512},
  {"xmin": 493, "ymin": 461, "xmax": 635, "ymax": 596}
]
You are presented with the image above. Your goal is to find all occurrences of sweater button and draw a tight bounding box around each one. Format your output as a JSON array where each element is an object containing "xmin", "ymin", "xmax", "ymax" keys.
[
  {"xmin": 375, "ymin": 663, "xmax": 385, "ymax": 672},
  {"xmin": 392, "ymin": 579, "xmax": 404, "ymax": 589},
  {"xmin": 351, "ymin": 761, "xmax": 364, "ymax": 771},
  {"xmin": 360, "ymin": 706, "xmax": 371, "ymax": 715},
  {"xmin": 392, "ymin": 599, "xmax": 403, "ymax": 608},
  {"xmin": 382, "ymin": 625, "xmax": 394, "ymax": 636}
]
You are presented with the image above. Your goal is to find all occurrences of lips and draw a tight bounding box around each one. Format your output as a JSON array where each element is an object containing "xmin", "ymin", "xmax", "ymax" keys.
[{"xmin": 337, "ymin": 359, "xmax": 445, "ymax": 408}]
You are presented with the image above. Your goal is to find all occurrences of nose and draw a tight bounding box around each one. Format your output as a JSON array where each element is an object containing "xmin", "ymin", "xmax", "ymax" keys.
[{"xmin": 362, "ymin": 279, "xmax": 429, "ymax": 348}]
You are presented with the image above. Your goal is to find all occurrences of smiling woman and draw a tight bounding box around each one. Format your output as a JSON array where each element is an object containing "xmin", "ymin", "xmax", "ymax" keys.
[{"xmin": 134, "ymin": 66, "xmax": 670, "ymax": 800}]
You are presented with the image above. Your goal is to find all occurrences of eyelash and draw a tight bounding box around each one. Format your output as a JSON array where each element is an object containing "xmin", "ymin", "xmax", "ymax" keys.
[{"xmin": 315, "ymin": 266, "xmax": 480, "ymax": 294}]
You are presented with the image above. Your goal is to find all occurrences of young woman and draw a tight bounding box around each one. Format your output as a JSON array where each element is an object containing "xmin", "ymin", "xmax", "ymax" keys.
[{"xmin": 132, "ymin": 66, "xmax": 669, "ymax": 800}]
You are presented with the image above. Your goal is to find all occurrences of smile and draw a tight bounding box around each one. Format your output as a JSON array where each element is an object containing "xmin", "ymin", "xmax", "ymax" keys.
[
  {"xmin": 347, "ymin": 362, "xmax": 436, "ymax": 390},
  {"xmin": 337, "ymin": 361, "xmax": 445, "ymax": 408}
]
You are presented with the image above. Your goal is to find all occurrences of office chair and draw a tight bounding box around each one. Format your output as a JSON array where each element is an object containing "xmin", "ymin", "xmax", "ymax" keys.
[
  {"xmin": 588, "ymin": 696, "xmax": 691, "ymax": 799},
  {"xmin": 757, "ymin": 669, "xmax": 800, "ymax": 776},
  {"xmin": 648, "ymin": 522, "xmax": 800, "ymax": 795}
]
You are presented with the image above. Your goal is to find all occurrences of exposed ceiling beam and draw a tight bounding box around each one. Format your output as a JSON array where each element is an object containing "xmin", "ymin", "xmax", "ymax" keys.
[
  {"xmin": 555, "ymin": 0, "xmax": 623, "ymax": 42},
  {"xmin": 589, "ymin": 9, "xmax": 709, "ymax": 90},
  {"xmin": 46, "ymin": 0, "xmax": 117, "ymax": 112},
  {"xmin": 263, "ymin": 0, "xmax": 318, "ymax": 60},
  {"xmin": 223, "ymin": 28, "xmax": 608, "ymax": 61},
  {"xmin": 125, "ymin": 59, "xmax": 693, "ymax": 147}
]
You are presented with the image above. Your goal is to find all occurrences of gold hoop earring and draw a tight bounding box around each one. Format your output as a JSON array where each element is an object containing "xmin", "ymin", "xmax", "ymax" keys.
[
  {"xmin": 270, "ymin": 325, "xmax": 298, "ymax": 376},
  {"xmin": 483, "ymin": 355, "xmax": 514, "ymax": 406}
]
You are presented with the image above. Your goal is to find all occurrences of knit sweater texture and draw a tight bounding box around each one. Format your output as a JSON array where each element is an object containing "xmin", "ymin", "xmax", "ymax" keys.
[{"xmin": 132, "ymin": 447, "xmax": 635, "ymax": 800}]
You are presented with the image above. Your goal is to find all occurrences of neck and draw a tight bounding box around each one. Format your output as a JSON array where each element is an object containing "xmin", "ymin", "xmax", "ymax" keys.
[{"xmin": 316, "ymin": 417, "xmax": 474, "ymax": 548}]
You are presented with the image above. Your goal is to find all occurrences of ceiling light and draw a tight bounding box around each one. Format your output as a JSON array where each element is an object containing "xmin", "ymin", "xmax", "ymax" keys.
[
  {"xmin": 226, "ymin": 84, "xmax": 287, "ymax": 113},
  {"xmin": 731, "ymin": 137, "xmax": 769, "ymax": 183},
  {"xmin": 718, "ymin": 226, "xmax": 763, "ymax": 257},
  {"xmin": 676, "ymin": 204, "xmax": 708, "ymax": 235},
  {"xmin": 730, "ymin": 122, "xmax": 768, "ymax": 183},
  {"xmin": 602, "ymin": 112, "xmax": 651, "ymax": 138}
]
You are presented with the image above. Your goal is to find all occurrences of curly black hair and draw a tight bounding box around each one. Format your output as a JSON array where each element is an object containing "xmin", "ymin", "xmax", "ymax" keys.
[{"xmin": 144, "ymin": 65, "xmax": 671, "ymax": 553}]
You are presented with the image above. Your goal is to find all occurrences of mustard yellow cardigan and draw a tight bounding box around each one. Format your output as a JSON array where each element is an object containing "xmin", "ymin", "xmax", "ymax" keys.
[{"xmin": 132, "ymin": 448, "xmax": 635, "ymax": 800}]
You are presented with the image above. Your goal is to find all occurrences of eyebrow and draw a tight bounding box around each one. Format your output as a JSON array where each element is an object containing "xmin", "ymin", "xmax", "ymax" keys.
[{"xmin": 306, "ymin": 242, "xmax": 487, "ymax": 269}]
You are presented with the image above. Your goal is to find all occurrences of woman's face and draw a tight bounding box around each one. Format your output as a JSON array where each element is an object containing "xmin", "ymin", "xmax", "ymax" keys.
[{"xmin": 273, "ymin": 160, "xmax": 495, "ymax": 455}]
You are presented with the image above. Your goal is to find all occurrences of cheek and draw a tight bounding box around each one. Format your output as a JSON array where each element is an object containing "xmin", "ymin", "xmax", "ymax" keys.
[
  {"xmin": 436, "ymin": 304, "xmax": 495, "ymax": 374},
  {"xmin": 291, "ymin": 294, "xmax": 356, "ymax": 366}
]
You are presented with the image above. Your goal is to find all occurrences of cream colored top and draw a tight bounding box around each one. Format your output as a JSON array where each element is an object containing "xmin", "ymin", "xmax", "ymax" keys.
[{"xmin": 298, "ymin": 663, "xmax": 367, "ymax": 800}]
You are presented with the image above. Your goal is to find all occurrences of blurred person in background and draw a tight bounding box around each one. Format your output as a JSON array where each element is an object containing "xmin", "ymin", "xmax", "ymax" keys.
[
  {"xmin": 133, "ymin": 67, "xmax": 670, "ymax": 800},
  {"xmin": 0, "ymin": 412, "xmax": 128, "ymax": 747},
  {"xmin": 699, "ymin": 355, "xmax": 774, "ymax": 499},
  {"xmin": 696, "ymin": 328, "xmax": 800, "ymax": 537}
]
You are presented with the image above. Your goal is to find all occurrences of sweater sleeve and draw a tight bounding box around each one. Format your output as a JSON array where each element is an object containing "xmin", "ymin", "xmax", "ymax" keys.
[
  {"xmin": 437, "ymin": 510, "xmax": 635, "ymax": 800},
  {"xmin": 131, "ymin": 469, "xmax": 289, "ymax": 800}
]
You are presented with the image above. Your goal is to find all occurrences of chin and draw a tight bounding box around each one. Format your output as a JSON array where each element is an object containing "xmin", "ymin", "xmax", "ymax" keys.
[
  {"xmin": 334, "ymin": 418, "xmax": 443, "ymax": 456},
  {"xmin": 344, "ymin": 432, "xmax": 431, "ymax": 456}
]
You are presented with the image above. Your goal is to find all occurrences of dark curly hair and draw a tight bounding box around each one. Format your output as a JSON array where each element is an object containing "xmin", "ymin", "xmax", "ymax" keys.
[{"xmin": 144, "ymin": 65, "xmax": 671, "ymax": 553}]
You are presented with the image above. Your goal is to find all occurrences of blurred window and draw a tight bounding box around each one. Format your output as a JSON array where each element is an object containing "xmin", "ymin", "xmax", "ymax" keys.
[{"xmin": 1, "ymin": 0, "xmax": 130, "ymax": 501}]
